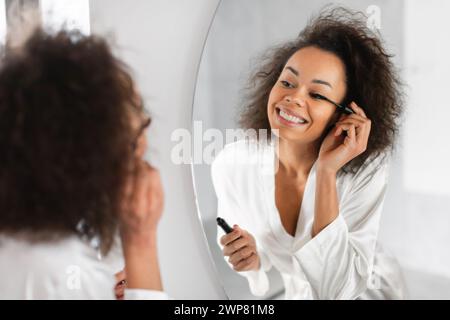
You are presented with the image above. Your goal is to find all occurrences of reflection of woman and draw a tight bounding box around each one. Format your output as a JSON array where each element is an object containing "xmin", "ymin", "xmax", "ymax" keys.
[
  {"xmin": 213, "ymin": 8, "xmax": 405, "ymax": 299},
  {"xmin": 0, "ymin": 27, "xmax": 166, "ymax": 299}
]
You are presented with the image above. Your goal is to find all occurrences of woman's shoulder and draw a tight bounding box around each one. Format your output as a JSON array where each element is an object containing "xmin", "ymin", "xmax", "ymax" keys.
[
  {"xmin": 338, "ymin": 153, "xmax": 391, "ymax": 193},
  {"xmin": 0, "ymin": 234, "xmax": 115, "ymax": 299},
  {"xmin": 212, "ymin": 140, "xmax": 269, "ymax": 173},
  {"xmin": 355, "ymin": 153, "xmax": 390, "ymax": 179},
  {"xmin": 211, "ymin": 139, "xmax": 270, "ymax": 190}
]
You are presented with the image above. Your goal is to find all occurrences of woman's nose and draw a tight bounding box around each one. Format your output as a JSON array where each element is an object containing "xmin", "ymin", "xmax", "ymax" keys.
[
  {"xmin": 284, "ymin": 85, "xmax": 308, "ymax": 108},
  {"xmin": 284, "ymin": 93, "xmax": 306, "ymax": 108}
]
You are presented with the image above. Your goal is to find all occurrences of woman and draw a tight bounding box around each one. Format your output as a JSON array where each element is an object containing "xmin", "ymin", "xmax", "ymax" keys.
[
  {"xmin": 212, "ymin": 8, "xmax": 405, "ymax": 299},
  {"xmin": 0, "ymin": 26, "xmax": 167, "ymax": 299}
]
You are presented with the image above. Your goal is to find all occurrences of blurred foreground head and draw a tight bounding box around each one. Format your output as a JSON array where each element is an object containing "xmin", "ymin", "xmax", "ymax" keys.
[{"xmin": 0, "ymin": 8, "xmax": 147, "ymax": 254}]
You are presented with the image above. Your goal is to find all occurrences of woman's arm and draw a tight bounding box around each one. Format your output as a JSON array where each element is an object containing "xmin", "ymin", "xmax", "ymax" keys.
[
  {"xmin": 211, "ymin": 146, "xmax": 271, "ymax": 296},
  {"xmin": 292, "ymin": 102, "xmax": 385, "ymax": 299},
  {"xmin": 122, "ymin": 230, "xmax": 162, "ymax": 291},
  {"xmin": 294, "ymin": 161, "xmax": 388, "ymax": 299},
  {"xmin": 312, "ymin": 168, "xmax": 339, "ymax": 237},
  {"xmin": 119, "ymin": 160, "xmax": 167, "ymax": 299},
  {"xmin": 313, "ymin": 101, "xmax": 371, "ymax": 237}
]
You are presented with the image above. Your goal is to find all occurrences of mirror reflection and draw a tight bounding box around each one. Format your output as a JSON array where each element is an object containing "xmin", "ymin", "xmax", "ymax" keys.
[{"xmin": 192, "ymin": 0, "xmax": 450, "ymax": 299}]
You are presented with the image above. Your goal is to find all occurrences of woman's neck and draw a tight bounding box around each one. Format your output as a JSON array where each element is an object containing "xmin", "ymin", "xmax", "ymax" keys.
[{"xmin": 276, "ymin": 138, "xmax": 319, "ymax": 178}]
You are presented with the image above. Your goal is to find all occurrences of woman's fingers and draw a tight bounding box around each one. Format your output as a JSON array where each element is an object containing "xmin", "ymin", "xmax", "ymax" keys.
[
  {"xmin": 335, "ymin": 123, "xmax": 356, "ymax": 143},
  {"xmin": 233, "ymin": 253, "xmax": 258, "ymax": 272},
  {"xmin": 336, "ymin": 121, "xmax": 364, "ymax": 130},
  {"xmin": 336, "ymin": 102, "xmax": 369, "ymax": 135},
  {"xmin": 222, "ymin": 237, "xmax": 248, "ymax": 256},
  {"xmin": 347, "ymin": 113, "xmax": 368, "ymax": 122},
  {"xmin": 220, "ymin": 225, "xmax": 259, "ymax": 271},
  {"xmin": 344, "ymin": 109, "xmax": 371, "ymax": 137},
  {"xmin": 220, "ymin": 228, "xmax": 242, "ymax": 246},
  {"xmin": 126, "ymin": 160, "xmax": 149, "ymax": 216},
  {"xmin": 350, "ymin": 101, "xmax": 367, "ymax": 118},
  {"xmin": 335, "ymin": 116, "xmax": 367, "ymax": 129},
  {"xmin": 114, "ymin": 270, "xmax": 127, "ymax": 300},
  {"xmin": 228, "ymin": 246, "xmax": 254, "ymax": 265},
  {"xmin": 335, "ymin": 123, "xmax": 350, "ymax": 136},
  {"xmin": 343, "ymin": 103, "xmax": 372, "ymax": 146},
  {"xmin": 146, "ymin": 166, "xmax": 164, "ymax": 217},
  {"xmin": 345, "ymin": 124, "xmax": 356, "ymax": 145},
  {"xmin": 115, "ymin": 284, "xmax": 125, "ymax": 300},
  {"xmin": 137, "ymin": 164, "xmax": 151, "ymax": 215},
  {"xmin": 338, "ymin": 114, "xmax": 367, "ymax": 125},
  {"xmin": 120, "ymin": 160, "xmax": 164, "ymax": 238},
  {"xmin": 336, "ymin": 122, "xmax": 369, "ymax": 154},
  {"xmin": 221, "ymin": 226, "xmax": 255, "ymax": 255},
  {"xmin": 334, "ymin": 114, "xmax": 370, "ymax": 136},
  {"xmin": 335, "ymin": 123, "xmax": 362, "ymax": 138}
]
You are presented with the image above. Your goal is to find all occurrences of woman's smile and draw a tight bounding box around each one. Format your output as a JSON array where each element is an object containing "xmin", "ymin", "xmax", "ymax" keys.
[
  {"xmin": 275, "ymin": 104, "xmax": 310, "ymax": 128},
  {"xmin": 266, "ymin": 47, "xmax": 348, "ymax": 143}
]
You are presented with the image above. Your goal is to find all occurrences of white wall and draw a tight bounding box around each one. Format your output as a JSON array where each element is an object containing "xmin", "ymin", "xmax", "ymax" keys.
[
  {"xmin": 381, "ymin": 0, "xmax": 450, "ymax": 282},
  {"xmin": 0, "ymin": 0, "xmax": 6, "ymax": 44},
  {"xmin": 40, "ymin": 0, "xmax": 90, "ymax": 34},
  {"xmin": 89, "ymin": 0, "xmax": 226, "ymax": 299}
]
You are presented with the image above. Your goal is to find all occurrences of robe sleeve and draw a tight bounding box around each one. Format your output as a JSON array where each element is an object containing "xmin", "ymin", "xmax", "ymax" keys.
[
  {"xmin": 293, "ymin": 157, "xmax": 389, "ymax": 299},
  {"xmin": 211, "ymin": 150, "xmax": 272, "ymax": 296},
  {"xmin": 124, "ymin": 289, "xmax": 169, "ymax": 300}
]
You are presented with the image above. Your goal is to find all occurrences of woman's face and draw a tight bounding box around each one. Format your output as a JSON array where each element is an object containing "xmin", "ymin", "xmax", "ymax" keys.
[
  {"xmin": 267, "ymin": 46, "xmax": 347, "ymax": 146},
  {"xmin": 130, "ymin": 95, "xmax": 149, "ymax": 159},
  {"xmin": 132, "ymin": 117, "xmax": 148, "ymax": 159}
]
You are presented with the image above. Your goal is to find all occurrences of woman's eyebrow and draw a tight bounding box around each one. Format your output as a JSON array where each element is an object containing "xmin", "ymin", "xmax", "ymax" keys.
[
  {"xmin": 312, "ymin": 79, "xmax": 333, "ymax": 89},
  {"xmin": 285, "ymin": 66, "xmax": 299, "ymax": 76},
  {"xmin": 284, "ymin": 66, "xmax": 333, "ymax": 88}
]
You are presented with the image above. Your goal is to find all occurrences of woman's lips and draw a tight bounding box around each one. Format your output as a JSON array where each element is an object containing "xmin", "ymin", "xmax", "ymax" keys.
[{"xmin": 274, "ymin": 106, "xmax": 309, "ymax": 128}]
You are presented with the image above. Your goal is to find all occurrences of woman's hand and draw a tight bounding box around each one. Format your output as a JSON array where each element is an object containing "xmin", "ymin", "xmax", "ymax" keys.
[
  {"xmin": 119, "ymin": 159, "xmax": 164, "ymax": 243},
  {"xmin": 119, "ymin": 159, "xmax": 164, "ymax": 292},
  {"xmin": 220, "ymin": 225, "xmax": 260, "ymax": 272},
  {"xmin": 114, "ymin": 270, "xmax": 127, "ymax": 300},
  {"xmin": 318, "ymin": 102, "xmax": 371, "ymax": 174}
]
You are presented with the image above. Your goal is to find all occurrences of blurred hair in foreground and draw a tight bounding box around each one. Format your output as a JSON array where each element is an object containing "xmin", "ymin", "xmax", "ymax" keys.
[{"xmin": 0, "ymin": 5, "xmax": 144, "ymax": 254}]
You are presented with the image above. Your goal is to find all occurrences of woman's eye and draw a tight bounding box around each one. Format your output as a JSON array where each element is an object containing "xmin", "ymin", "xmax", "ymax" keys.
[
  {"xmin": 309, "ymin": 92, "xmax": 323, "ymax": 100},
  {"xmin": 280, "ymin": 80, "xmax": 294, "ymax": 88}
]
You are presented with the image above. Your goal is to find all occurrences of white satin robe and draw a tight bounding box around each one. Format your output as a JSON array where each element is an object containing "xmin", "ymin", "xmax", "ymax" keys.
[
  {"xmin": 212, "ymin": 140, "xmax": 405, "ymax": 300},
  {"xmin": 0, "ymin": 235, "xmax": 168, "ymax": 300}
]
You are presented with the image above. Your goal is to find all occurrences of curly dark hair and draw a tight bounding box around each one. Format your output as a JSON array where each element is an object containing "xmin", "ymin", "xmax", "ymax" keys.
[
  {"xmin": 239, "ymin": 7, "xmax": 404, "ymax": 173},
  {"xmin": 0, "ymin": 28, "xmax": 144, "ymax": 254}
]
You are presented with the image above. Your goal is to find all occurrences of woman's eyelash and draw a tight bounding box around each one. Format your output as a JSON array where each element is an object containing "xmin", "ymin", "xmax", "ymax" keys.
[
  {"xmin": 310, "ymin": 92, "xmax": 325, "ymax": 100},
  {"xmin": 278, "ymin": 83, "xmax": 326, "ymax": 101},
  {"xmin": 280, "ymin": 80, "xmax": 294, "ymax": 88}
]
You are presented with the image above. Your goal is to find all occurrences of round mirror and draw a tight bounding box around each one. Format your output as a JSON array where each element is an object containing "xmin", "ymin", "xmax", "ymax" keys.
[{"xmin": 192, "ymin": 0, "xmax": 450, "ymax": 299}]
